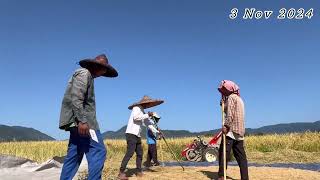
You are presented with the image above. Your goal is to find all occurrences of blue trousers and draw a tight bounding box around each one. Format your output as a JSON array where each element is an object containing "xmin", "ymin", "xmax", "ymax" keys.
[{"xmin": 60, "ymin": 127, "xmax": 107, "ymax": 180}]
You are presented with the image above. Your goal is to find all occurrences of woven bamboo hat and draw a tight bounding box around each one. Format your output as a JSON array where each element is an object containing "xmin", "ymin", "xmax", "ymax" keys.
[
  {"xmin": 79, "ymin": 54, "xmax": 118, "ymax": 77},
  {"xmin": 128, "ymin": 95, "xmax": 164, "ymax": 110}
]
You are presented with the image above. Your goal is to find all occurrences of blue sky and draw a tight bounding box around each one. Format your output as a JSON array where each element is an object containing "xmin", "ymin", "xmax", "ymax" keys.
[{"xmin": 0, "ymin": 1, "xmax": 319, "ymax": 140}]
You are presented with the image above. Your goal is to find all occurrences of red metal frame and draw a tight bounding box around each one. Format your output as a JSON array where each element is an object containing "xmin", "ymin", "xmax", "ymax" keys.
[
  {"xmin": 181, "ymin": 130, "xmax": 222, "ymax": 157},
  {"xmin": 208, "ymin": 131, "xmax": 222, "ymax": 145}
]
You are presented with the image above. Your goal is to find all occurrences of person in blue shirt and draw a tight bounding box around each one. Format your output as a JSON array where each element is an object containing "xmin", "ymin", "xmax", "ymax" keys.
[{"xmin": 144, "ymin": 116, "xmax": 161, "ymax": 167}]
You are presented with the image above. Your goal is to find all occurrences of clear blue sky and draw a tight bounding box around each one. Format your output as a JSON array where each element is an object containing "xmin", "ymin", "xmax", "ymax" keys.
[{"xmin": 0, "ymin": 1, "xmax": 319, "ymax": 140}]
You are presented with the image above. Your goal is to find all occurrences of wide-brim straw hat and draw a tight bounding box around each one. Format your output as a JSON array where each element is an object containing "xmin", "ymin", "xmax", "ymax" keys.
[
  {"xmin": 128, "ymin": 95, "xmax": 164, "ymax": 110},
  {"xmin": 79, "ymin": 54, "xmax": 118, "ymax": 77}
]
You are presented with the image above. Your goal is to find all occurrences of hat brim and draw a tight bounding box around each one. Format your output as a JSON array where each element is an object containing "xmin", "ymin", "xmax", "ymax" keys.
[
  {"xmin": 79, "ymin": 59, "xmax": 118, "ymax": 78},
  {"xmin": 128, "ymin": 100, "xmax": 164, "ymax": 110}
]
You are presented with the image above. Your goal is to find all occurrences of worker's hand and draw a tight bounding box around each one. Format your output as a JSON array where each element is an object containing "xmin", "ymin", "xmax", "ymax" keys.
[
  {"xmin": 78, "ymin": 122, "xmax": 89, "ymax": 136},
  {"xmin": 220, "ymin": 98, "xmax": 226, "ymax": 106},
  {"xmin": 158, "ymin": 131, "xmax": 163, "ymax": 140},
  {"xmin": 148, "ymin": 111, "xmax": 154, "ymax": 117},
  {"xmin": 222, "ymin": 126, "xmax": 229, "ymax": 134}
]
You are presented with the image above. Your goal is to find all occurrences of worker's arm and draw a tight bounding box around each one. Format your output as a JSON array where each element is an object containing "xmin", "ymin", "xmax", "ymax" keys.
[
  {"xmin": 224, "ymin": 96, "xmax": 235, "ymax": 129},
  {"xmin": 71, "ymin": 70, "xmax": 90, "ymax": 124},
  {"xmin": 145, "ymin": 119, "xmax": 160, "ymax": 134},
  {"xmin": 133, "ymin": 106, "xmax": 150, "ymax": 122}
]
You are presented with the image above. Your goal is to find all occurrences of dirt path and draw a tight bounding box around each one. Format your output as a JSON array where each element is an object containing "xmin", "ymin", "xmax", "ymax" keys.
[{"xmin": 121, "ymin": 166, "xmax": 320, "ymax": 180}]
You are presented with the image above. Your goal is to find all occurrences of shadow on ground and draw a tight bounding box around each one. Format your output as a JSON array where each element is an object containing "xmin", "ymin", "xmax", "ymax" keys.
[
  {"xmin": 125, "ymin": 168, "xmax": 158, "ymax": 177},
  {"xmin": 200, "ymin": 170, "xmax": 239, "ymax": 180}
]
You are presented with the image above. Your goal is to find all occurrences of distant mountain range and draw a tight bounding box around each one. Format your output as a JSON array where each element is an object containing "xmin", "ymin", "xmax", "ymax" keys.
[
  {"xmin": 0, "ymin": 125, "xmax": 55, "ymax": 142},
  {"xmin": 245, "ymin": 120, "xmax": 320, "ymax": 135},
  {"xmin": 102, "ymin": 120, "xmax": 320, "ymax": 139},
  {"xmin": 0, "ymin": 121, "xmax": 319, "ymax": 142}
]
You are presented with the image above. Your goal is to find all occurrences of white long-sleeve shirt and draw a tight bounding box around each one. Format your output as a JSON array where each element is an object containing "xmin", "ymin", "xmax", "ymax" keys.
[{"xmin": 125, "ymin": 106, "xmax": 159, "ymax": 137}]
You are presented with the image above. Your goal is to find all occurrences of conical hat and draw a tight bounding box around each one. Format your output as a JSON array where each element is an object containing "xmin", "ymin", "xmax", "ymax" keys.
[
  {"xmin": 79, "ymin": 54, "xmax": 118, "ymax": 77},
  {"xmin": 128, "ymin": 95, "xmax": 164, "ymax": 110}
]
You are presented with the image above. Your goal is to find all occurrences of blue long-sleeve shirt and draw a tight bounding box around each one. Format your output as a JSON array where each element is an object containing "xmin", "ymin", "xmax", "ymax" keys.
[{"xmin": 146, "ymin": 128, "xmax": 157, "ymax": 144}]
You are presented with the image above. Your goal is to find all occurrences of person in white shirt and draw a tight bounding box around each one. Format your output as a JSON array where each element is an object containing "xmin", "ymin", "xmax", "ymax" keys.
[{"xmin": 118, "ymin": 96, "xmax": 164, "ymax": 180}]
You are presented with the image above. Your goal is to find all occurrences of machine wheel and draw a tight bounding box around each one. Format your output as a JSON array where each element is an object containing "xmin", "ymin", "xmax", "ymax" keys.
[
  {"xmin": 202, "ymin": 148, "xmax": 218, "ymax": 162},
  {"xmin": 186, "ymin": 149, "xmax": 202, "ymax": 162}
]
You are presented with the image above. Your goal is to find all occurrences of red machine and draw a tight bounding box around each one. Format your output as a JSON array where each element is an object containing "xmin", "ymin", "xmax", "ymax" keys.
[{"xmin": 181, "ymin": 131, "xmax": 222, "ymax": 162}]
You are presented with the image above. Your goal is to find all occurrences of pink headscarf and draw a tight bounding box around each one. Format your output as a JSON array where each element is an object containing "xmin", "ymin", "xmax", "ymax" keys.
[{"xmin": 218, "ymin": 80, "xmax": 240, "ymax": 96}]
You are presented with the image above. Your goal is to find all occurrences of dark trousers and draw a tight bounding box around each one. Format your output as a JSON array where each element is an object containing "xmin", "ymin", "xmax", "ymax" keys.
[
  {"xmin": 120, "ymin": 133, "xmax": 143, "ymax": 172},
  {"xmin": 218, "ymin": 136, "xmax": 249, "ymax": 180},
  {"xmin": 145, "ymin": 144, "xmax": 159, "ymax": 166},
  {"xmin": 60, "ymin": 127, "xmax": 106, "ymax": 180}
]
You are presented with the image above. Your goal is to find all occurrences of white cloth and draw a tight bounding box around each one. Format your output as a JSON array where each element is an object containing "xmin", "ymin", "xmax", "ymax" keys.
[
  {"xmin": 226, "ymin": 131, "xmax": 244, "ymax": 141},
  {"xmin": 125, "ymin": 106, "xmax": 159, "ymax": 137},
  {"xmin": 0, "ymin": 155, "xmax": 88, "ymax": 180}
]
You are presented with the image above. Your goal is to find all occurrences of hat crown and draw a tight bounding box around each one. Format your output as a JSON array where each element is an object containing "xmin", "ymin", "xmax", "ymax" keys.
[
  {"xmin": 140, "ymin": 95, "xmax": 152, "ymax": 103},
  {"xmin": 94, "ymin": 54, "xmax": 109, "ymax": 65}
]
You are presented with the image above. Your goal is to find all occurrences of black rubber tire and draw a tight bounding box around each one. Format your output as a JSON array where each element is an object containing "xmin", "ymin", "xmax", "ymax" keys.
[{"xmin": 186, "ymin": 149, "xmax": 201, "ymax": 162}]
